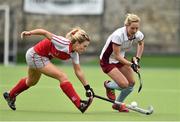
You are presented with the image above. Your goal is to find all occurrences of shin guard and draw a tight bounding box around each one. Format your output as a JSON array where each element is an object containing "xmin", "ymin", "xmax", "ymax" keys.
[
  {"xmin": 9, "ymin": 77, "xmax": 29, "ymax": 98},
  {"xmin": 60, "ymin": 81, "xmax": 81, "ymax": 108}
]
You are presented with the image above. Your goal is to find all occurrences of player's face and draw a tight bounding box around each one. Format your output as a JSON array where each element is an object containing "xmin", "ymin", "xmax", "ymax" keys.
[
  {"xmin": 127, "ymin": 22, "xmax": 139, "ymax": 37},
  {"xmin": 75, "ymin": 41, "xmax": 90, "ymax": 54}
]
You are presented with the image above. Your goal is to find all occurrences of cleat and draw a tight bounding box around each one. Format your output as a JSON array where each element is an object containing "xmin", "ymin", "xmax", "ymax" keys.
[
  {"xmin": 104, "ymin": 80, "xmax": 116, "ymax": 100},
  {"xmin": 3, "ymin": 92, "xmax": 16, "ymax": 110},
  {"xmin": 112, "ymin": 103, "xmax": 129, "ymax": 112},
  {"xmin": 79, "ymin": 97, "xmax": 93, "ymax": 113}
]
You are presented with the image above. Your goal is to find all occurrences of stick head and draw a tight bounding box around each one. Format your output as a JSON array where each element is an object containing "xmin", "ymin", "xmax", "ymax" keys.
[{"xmin": 146, "ymin": 106, "xmax": 154, "ymax": 115}]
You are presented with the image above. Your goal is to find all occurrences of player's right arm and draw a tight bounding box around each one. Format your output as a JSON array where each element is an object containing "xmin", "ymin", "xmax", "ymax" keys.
[
  {"xmin": 113, "ymin": 43, "xmax": 139, "ymax": 72},
  {"xmin": 21, "ymin": 29, "xmax": 53, "ymax": 40},
  {"xmin": 112, "ymin": 43, "xmax": 132, "ymax": 66}
]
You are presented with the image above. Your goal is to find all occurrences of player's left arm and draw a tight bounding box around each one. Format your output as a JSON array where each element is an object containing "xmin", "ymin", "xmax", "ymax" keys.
[
  {"xmin": 72, "ymin": 62, "xmax": 94, "ymax": 97},
  {"xmin": 72, "ymin": 62, "xmax": 88, "ymax": 86},
  {"xmin": 131, "ymin": 40, "xmax": 144, "ymax": 72},
  {"xmin": 136, "ymin": 40, "xmax": 144, "ymax": 61},
  {"xmin": 132, "ymin": 39, "xmax": 144, "ymax": 68}
]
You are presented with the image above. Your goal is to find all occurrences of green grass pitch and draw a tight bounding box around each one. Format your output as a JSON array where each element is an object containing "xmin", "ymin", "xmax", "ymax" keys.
[{"xmin": 0, "ymin": 65, "xmax": 180, "ymax": 121}]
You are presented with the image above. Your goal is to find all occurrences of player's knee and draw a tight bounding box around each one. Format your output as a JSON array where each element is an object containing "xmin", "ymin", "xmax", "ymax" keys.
[
  {"xmin": 120, "ymin": 82, "xmax": 129, "ymax": 88},
  {"xmin": 129, "ymin": 81, "xmax": 135, "ymax": 86},
  {"xmin": 57, "ymin": 73, "xmax": 68, "ymax": 82},
  {"xmin": 30, "ymin": 82, "xmax": 38, "ymax": 86},
  {"xmin": 26, "ymin": 79, "xmax": 38, "ymax": 87}
]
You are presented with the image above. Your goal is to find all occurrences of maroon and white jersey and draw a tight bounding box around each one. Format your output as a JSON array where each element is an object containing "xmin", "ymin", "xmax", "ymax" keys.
[
  {"xmin": 34, "ymin": 34, "xmax": 79, "ymax": 64},
  {"xmin": 100, "ymin": 27, "xmax": 144, "ymax": 64}
]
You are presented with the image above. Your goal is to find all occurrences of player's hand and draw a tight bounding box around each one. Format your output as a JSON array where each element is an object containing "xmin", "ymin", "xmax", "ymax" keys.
[
  {"xmin": 21, "ymin": 31, "xmax": 32, "ymax": 39},
  {"xmin": 132, "ymin": 57, "xmax": 140, "ymax": 64},
  {"xmin": 84, "ymin": 85, "xmax": 94, "ymax": 98},
  {"xmin": 131, "ymin": 57, "xmax": 140, "ymax": 72},
  {"xmin": 131, "ymin": 62, "xmax": 140, "ymax": 73}
]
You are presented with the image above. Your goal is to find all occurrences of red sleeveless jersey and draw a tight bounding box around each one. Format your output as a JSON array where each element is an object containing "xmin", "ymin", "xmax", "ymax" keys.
[{"xmin": 33, "ymin": 35, "xmax": 73, "ymax": 60}]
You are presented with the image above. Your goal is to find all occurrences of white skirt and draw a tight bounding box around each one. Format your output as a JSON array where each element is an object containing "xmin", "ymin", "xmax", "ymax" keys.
[{"xmin": 25, "ymin": 47, "xmax": 50, "ymax": 68}]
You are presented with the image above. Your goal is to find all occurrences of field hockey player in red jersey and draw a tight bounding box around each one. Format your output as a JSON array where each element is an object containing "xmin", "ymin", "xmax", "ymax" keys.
[{"xmin": 3, "ymin": 27, "xmax": 94, "ymax": 113}]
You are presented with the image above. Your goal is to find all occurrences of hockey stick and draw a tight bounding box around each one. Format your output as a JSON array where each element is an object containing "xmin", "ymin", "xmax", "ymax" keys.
[
  {"xmin": 132, "ymin": 57, "xmax": 143, "ymax": 93},
  {"xmin": 94, "ymin": 94, "xmax": 153, "ymax": 115},
  {"xmin": 136, "ymin": 71, "xmax": 143, "ymax": 93}
]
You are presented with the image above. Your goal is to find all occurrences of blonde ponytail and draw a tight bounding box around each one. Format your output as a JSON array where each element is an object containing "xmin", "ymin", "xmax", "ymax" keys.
[
  {"xmin": 66, "ymin": 27, "xmax": 90, "ymax": 44},
  {"xmin": 124, "ymin": 13, "xmax": 140, "ymax": 26}
]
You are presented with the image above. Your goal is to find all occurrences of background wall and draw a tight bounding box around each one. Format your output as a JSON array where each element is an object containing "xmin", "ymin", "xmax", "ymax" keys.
[{"xmin": 0, "ymin": 0, "xmax": 180, "ymax": 63}]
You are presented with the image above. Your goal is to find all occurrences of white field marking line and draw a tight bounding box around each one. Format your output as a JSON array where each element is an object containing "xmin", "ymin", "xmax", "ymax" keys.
[
  {"xmin": 0, "ymin": 84, "xmax": 180, "ymax": 93},
  {"xmin": 3, "ymin": 120, "xmax": 180, "ymax": 122}
]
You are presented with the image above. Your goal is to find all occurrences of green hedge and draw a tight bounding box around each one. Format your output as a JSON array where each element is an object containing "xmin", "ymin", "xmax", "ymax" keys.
[{"xmin": 17, "ymin": 53, "xmax": 180, "ymax": 68}]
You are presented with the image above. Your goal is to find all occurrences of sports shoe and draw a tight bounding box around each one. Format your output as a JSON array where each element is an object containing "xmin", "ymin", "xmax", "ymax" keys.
[
  {"xmin": 3, "ymin": 92, "xmax": 16, "ymax": 110},
  {"xmin": 112, "ymin": 103, "xmax": 129, "ymax": 112},
  {"xmin": 79, "ymin": 97, "xmax": 93, "ymax": 113},
  {"xmin": 104, "ymin": 80, "xmax": 116, "ymax": 100}
]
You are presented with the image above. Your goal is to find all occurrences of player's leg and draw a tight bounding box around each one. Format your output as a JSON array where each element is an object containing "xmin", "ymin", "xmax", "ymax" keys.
[
  {"xmin": 38, "ymin": 62, "xmax": 92, "ymax": 113},
  {"xmin": 119, "ymin": 65, "xmax": 135, "ymax": 86},
  {"xmin": 26, "ymin": 68, "xmax": 42, "ymax": 86},
  {"xmin": 100, "ymin": 62, "xmax": 127, "ymax": 100},
  {"xmin": 116, "ymin": 65, "xmax": 135, "ymax": 102},
  {"xmin": 105, "ymin": 67, "xmax": 129, "ymax": 98},
  {"xmin": 8, "ymin": 68, "xmax": 41, "ymax": 98},
  {"xmin": 107, "ymin": 68, "xmax": 129, "ymax": 88},
  {"xmin": 107, "ymin": 68, "xmax": 130, "ymax": 112},
  {"xmin": 3, "ymin": 68, "xmax": 41, "ymax": 110}
]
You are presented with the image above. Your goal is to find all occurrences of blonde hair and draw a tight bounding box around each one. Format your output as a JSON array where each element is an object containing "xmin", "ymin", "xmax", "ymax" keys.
[
  {"xmin": 66, "ymin": 27, "xmax": 90, "ymax": 44},
  {"xmin": 124, "ymin": 13, "xmax": 141, "ymax": 26}
]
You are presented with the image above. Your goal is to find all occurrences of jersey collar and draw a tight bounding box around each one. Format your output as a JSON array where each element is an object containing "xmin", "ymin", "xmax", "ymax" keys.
[{"xmin": 124, "ymin": 26, "xmax": 136, "ymax": 41}]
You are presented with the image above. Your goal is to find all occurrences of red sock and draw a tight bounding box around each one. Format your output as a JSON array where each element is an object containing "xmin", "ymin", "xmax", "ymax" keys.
[
  {"xmin": 60, "ymin": 81, "xmax": 81, "ymax": 108},
  {"xmin": 9, "ymin": 77, "xmax": 29, "ymax": 98}
]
